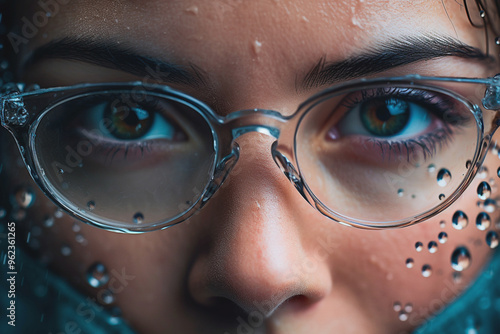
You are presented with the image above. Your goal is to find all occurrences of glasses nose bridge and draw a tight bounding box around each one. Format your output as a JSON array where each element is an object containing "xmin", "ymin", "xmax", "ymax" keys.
[{"xmin": 223, "ymin": 108, "xmax": 289, "ymax": 141}]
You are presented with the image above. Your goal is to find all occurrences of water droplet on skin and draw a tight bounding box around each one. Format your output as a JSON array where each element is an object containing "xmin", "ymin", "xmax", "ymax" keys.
[
  {"xmin": 393, "ymin": 301, "xmax": 402, "ymax": 312},
  {"xmin": 61, "ymin": 245, "xmax": 71, "ymax": 256},
  {"xmin": 99, "ymin": 289, "xmax": 115, "ymax": 305},
  {"xmin": 477, "ymin": 181, "xmax": 492, "ymax": 200},
  {"xmin": 451, "ymin": 246, "xmax": 471, "ymax": 272},
  {"xmin": 108, "ymin": 307, "xmax": 122, "ymax": 326},
  {"xmin": 397, "ymin": 189, "xmax": 404, "ymax": 197},
  {"xmin": 87, "ymin": 201, "xmax": 96, "ymax": 211},
  {"xmin": 437, "ymin": 169, "xmax": 451, "ymax": 187},
  {"xmin": 484, "ymin": 199, "xmax": 497, "ymax": 213},
  {"xmin": 398, "ymin": 311, "xmax": 408, "ymax": 321},
  {"xmin": 440, "ymin": 220, "xmax": 446, "ymax": 228},
  {"xmin": 452, "ymin": 210, "xmax": 468, "ymax": 230},
  {"xmin": 133, "ymin": 212, "xmax": 144, "ymax": 224},
  {"xmin": 422, "ymin": 264, "xmax": 432, "ymax": 277},
  {"xmin": 477, "ymin": 166, "xmax": 488, "ymax": 179},
  {"xmin": 86, "ymin": 263, "xmax": 109, "ymax": 288},
  {"xmin": 428, "ymin": 241, "xmax": 438, "ymax": 253},
  {"xmin": 466, "ymin": 160, "xmax": 472, "ymax": 169},
  {"xmin": 185, "ymin": 5, "xmax": 199, "ymax": 15},
  {"xmin": 475, "ymin": 212, "xmax": 491, "ymax": 230},
  {"xmin": 427, "ymin": 164, "xmax": 436, "ymax": 173},
  {"xmin": 406, "ymin": 258, "xmax": 414, "ymax": 268},
  {"xmin": 75, "ymin": 234, "xmax": 86, "ymax": 244},
  {"xmin": 480, "ymin": 10, "xmax": 486, "ymax": 17},
  {"xmin": 439, "ymin": 194, "xmax": 445, "ymax": 200},
  {"xmin": 438, "ymin": 232, "xmax": 448, "ymax": 244},
  {"xmin": 43, "ymin": 216, "xmax": 54, "ymax": 228},
  {"xmin": 486, "ymin": 231, "xmax": 499, "ymax": 248},
  {"xmin": 497, "ymin": 167, "xmax": 500, "ymax": 178},
  {"xmin": 404, "ymin": 303, "xmax": 413, "ymax": 312},
  {"xmin": 72, "ymin": 223, "xmax": 81, "ymax": 232},
  {"xmin": 452, "ymin": 271, "xmax": 462, "ymax": 283},
  {"xmin": 54, "ymin": 209, "xmax": 63, "ymax": 219},
  {"xmin": 496, "ymin": 37, "xmax": 500, "ymax": 45},
  {"xmin": 415, "ymin": 241, "xmax": 423, "ymax": 252},
  {"xmin": 252, "ymin": 40, "xmax": 262, "ymax": 55},
  {"xmin": 14, "ymin": 187, "xmax": 35, "ymax": 208}
]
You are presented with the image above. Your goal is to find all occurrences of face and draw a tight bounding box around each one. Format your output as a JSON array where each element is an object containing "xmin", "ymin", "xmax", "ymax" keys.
[{"xmin": 3, "ymin": 0, "xmax": 500, "ymax": 333}]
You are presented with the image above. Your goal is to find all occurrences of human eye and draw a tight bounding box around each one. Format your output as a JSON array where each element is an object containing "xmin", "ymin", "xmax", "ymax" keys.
[{"xmin": 330, "ymin": 87, "xmax": 471, "ymax": 162}]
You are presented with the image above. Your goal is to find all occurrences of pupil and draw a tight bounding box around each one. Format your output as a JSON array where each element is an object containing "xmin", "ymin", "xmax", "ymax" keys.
[
  {"xmin": 105, "ymin": 103, "xmax": 155, "ymax": 140},
  {"xmin": 360, "ymin": 98, "xmax": 410, "ymax": 137}
]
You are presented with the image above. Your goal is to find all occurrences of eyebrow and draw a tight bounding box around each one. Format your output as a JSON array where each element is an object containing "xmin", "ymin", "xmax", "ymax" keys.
[
  {"xmin": 300, "ymin": 35, "xmax": 492, "ymax": 91},
  {"xmin": 24, "ymin": 37, "xmax": 207, "ymax": 87}
]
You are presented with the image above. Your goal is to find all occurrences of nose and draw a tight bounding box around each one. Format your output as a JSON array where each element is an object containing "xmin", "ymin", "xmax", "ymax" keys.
[{"xmin": 187, "ymin": 133, "xmax": 332, "ymax": 317}]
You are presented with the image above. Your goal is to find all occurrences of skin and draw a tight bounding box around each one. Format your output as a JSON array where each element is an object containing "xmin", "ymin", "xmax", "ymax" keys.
[{"xmin": 3, "ymin": 0, "xmax": 500, "ymax": 333}]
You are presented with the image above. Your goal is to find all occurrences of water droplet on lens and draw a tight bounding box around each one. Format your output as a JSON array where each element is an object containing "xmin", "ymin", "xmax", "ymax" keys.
[
  {"xmin": 466, "ymin": 160, "xmax": 472, "ymax": 169},
  {"xmin": 43, "ymin": 216, "xmax": 54, "ymax": 228},
  {"xmin": 440, "ymin": 220, "xmax": 446, "ymax": 228},
  {"xmin": 393, "ymin": 301, "xmax": 401, "ymax": 311},
  {"xmin": 427, "ymin": 164, "xmax": 436, "ymax": 173},
  {"xmin": 54, "ymin": 209, "xmax": 63, "ymax": 218},
  {"xmin": 497, "ymin": 167, "xmax": 500, "ymax": 178},
  {"xmin": 439, "ymin": 194, "xmax": 445, "ymax": 200},
  {"xmin": 415, "ymin": 241, "xmax": 423, "ymax": 252},
  {"xmin": 58, "ymin": 168, "xmax": 64, "ymax": 175},
  {"xmin": 452, "ymin": 210, "xmax": 468, "ymax": 230},
  {"xmin": 428, "ymin": 241, "xmax": 438, "ymax": 253},
  {"xmin": 406, "ymin": 258, "xmax": 414, "ymax": 268},
  {"xmin": 475, "ymin": 212, "xmax": 491, "ymax": 230},
  {"xmin": 87, "ymin": 201, "xmax": 95, "ymax": 211},
  {"xmin": 61, "ymin": 245, "xmax": 71, "ymax": 256},
  {"xmin": 72, "ymin": 222, "xmax": 81, "ymax": 232},
  {"xmin": 452, "ymin": 271, "xmax": 462, "ymax": 283},
  {"xmin": 397, "ymin": 189, "xmax": 404, "ymax": 197},
  {"xmin": 75, "ymin": 234, "xmax": 86, "ymax": 244},
  {"xmin": 438, "ymin": 231, "xmax": 448, "ymax": 244},
  {"xmin": 14, "ymin": 187, "xmax": 35, "ymax": 208},
  {"xmin": 437, "ymin": 169, "xmax": 451, "ymax": 187},
  {"xmin": 86, "ymin": 262, "xmax": 109, "ymax": 288},
  {"xmin": 108, "ymin": 307, "xmax": 122, "ymax": 325},
  {"xmin": 477, "ymin": 181, "xmax": 491, "ymax": 200},
  {"xmin": 486, "ymin": 231, "xmax": 499, "ymax": 248},
  {"xmin": 422, "ymin": 264, "xmax": 432, "ymax": 277},
  {"xmin": 451, "ymin": 246, "xmax": 471, "ymax": 272},
  {"xmin": 133, "ymin": 212, "xmax": 144, "ymax": 224}
]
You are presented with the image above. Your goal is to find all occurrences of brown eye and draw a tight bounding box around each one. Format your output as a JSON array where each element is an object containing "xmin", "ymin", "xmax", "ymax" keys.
[
  {"xmin": 105, "ymin": 104, "xmax": 155, "ymax": 140},
  {"xmin": 360, "ymin": 97, "xmax": 410, "ymax": 137}
]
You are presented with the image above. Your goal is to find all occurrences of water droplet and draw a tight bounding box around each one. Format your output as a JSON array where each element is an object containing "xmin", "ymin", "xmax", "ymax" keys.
[
  {"xmin": 484, "ymin": 199, "xmax": 497, "ymax": 213},
  {"xmin": 496, "ymin": 37, "xmax": 500, "ymax": 45},
  {"xmin": 185, "ymin": 5, "xmax": 199, "ymax": 15},
  {"xmin": 75, "ymin": 234, "xmax": 86, "ymax": 244},
  {"xmin": 421, "ymin": 264, "xmax": 432, "ymax": 277},
  {"xmin": 428, "ymin": 241, "xmax": 438, "ymax": 253},
  {"xmin": 477, "ymin": 181, "xmax": 491, "ymax": 200},
  {"xmin": 58, "ymin": 168, "xmax": 64, "ymax": 175},
  {"xmin": 14, "ymin": 187, "xmax": 35, "ymax": 208},
  {"xmin": 439, "ymin": 220, "xmax": 446, "ymax": 228},
  {"xmin": 252, "ymin": 40, "xmax": 262, "ymax": 55},
  {"xmin": 393, "ymin": 301, "xmax": 402, "ymax": 311},
  {"xmin": 451, "ymin": 246, "xmax": 471, "ymax": 272},
  {"xmin": 439, "ymin": 194, "xmax": 445, "ymax": 200},
  {"xmin": 61, "ymin": 245, "xmax": 72, "ymax": 256},
  {"xmin": 452, "ymin": 271, "xmax": 462, "ymax": 283},
  {"xmin": 497, "ymin": 167, "xmax": 500, "ymax": 177},
  {"xmin": 415, "ymin": 241, "xmax": 423, "ymax": 252},
  {"xmin": 86, "ymin": 263, "xmax": 109, "ymax": 288},
  {"xmin": 452, "ymin": 210, "xmax": 468, "ymax": 230},
  {"xmin": 477, "ymin": 166, "xmax": 488, "ymax": 179},
  {"xmin": 437, "ymin": 169, "xmax": 451, "ymax": 187},
  {"xmin": 486, "ymin": 231, "xmax": 499, "ymax": 248},
  {"xmin": 406, "ymin": 258, "xmax": 414, "ymax": 268},
  {"xmin": 107, "ymin": 307, "xmax": 122, "ymax": 326},
  {"xmin": 0, "ymin": 207, "xmax": 6, "ymax": 219},
  {"xmin": 427, "ymin": 164, "xmax": 436, "ymax": 173},
  {"xmin": 404, "ymin": 303, "xmax": 413, "ymax": 312},
  {"xmin": 72, "ymin": 222, "xmax": 81, "ymax": 232},
  {"xmin": 133, "ymin": 212, "xmax": 144, "ymax": 224},
  {"xmin": 398, "ymin": 189, "xmax": 404, "ymax": 197},
  {"xmin": 43, "ymin": 216, "xmax": 54, "ymax": 228},
  {"xmin": 398, "ymin": 311, "xmax": 408, "ymax": 321},
  {"xmin": 98, "ymin": 289, "xmax": 115, "ymax": 305},
  {"xmin": 438, "ymin": 232, "xmax": 448, "ymax": 244},
  {"xmin": 466, "ymin": 160, "xmax": 472, "ymax": 169},
  {"xmin": 475, "ymin": 212, "xmax": 491, "ymax": 230},
  {"xmin": 87, "ymin": 201, "xmax": 95, "ymax": 211},
  {"xmin": 54, "ymin": 209, "xmax": 63, "ymax": 218},
  {"xmin": 480, "ymin": 10, "xmax": 486, "ymax": 17}
]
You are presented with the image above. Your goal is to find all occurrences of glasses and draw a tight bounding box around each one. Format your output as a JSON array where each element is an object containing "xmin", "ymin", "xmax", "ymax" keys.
[{"xmin": 1, "ymin": 74, "xmax": 500, "ymax": 233}]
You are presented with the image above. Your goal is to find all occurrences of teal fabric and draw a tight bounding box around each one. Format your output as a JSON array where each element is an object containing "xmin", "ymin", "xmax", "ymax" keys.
[{"xmin": 1, "ymin": 246, "xmax": 499, "ymax": 333}]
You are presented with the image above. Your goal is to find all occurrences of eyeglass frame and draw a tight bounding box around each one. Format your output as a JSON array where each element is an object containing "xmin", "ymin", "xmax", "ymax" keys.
[{"xmin": 1, "ymin": 74, "xmax": 500, "ymax": 233}]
